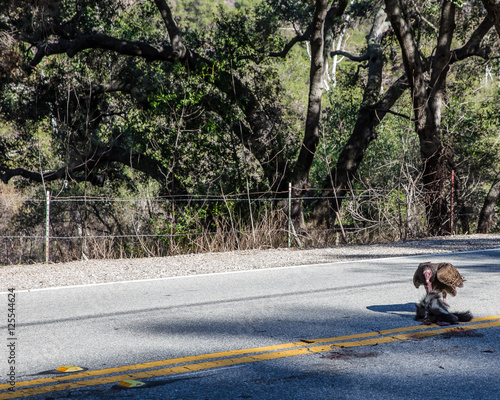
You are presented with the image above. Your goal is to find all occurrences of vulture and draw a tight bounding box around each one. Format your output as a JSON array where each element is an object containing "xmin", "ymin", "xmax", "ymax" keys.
[
  {"xmin": 415, "ymin": 291, "xmax": 473, "ymax": 326},
  {"xmin": 413, "ymin": 261, "xmax": 465, "ymax": 302}
]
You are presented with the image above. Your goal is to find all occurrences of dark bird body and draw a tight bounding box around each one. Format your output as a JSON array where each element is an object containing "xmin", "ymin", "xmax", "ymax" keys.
[
  {"xmin": 415, "ymin": 291, "xmax": 473, "ymax": 325},
  {"xmin": 413, "ymin": 262, "xmax": 465, "ymax": 302}
]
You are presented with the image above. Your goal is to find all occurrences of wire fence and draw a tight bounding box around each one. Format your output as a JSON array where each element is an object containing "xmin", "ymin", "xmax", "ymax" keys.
[{"xmin": 0, "ymin": 185, "xmax": 473, "ymax": 265}]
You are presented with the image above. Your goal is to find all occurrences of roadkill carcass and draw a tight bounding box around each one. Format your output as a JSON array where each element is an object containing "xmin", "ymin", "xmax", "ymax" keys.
[{"xmin": 415, "ymin": 291, "xmax": 473, "ymax": 326}]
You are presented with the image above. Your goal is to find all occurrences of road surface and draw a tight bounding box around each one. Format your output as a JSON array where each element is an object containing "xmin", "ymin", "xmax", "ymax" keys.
[{"xmin": 1, "ymin": 249, "xmax": 499, "ymax": 399}]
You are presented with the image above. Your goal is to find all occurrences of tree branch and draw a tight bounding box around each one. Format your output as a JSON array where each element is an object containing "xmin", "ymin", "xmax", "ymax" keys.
[
  {"xmin": 28, "ymin": 34, "xmax": 178, "ymax": 72},
  {"xmin": 330, "ymin": 50, "xmax": 369, "ymax": 62},
  {"xmin": 0, "ymin": 146, "xmax": 185, "ymax": 193},
  {"xmin": 152, "ymin": 0, "xmax": 186, "ymax": 58},
  {"xmin": 451, "ymin": 16, "xmax": 494, "ymax": 61},
  {"xmin": 266, "ymin": 25, "xmax": 312, "ymax": 59},
  {"xmin": 260, "ymin": 0, "xmax": 348, "ymax": 62},
  {"xmin": 481, "ymin": 0, "xmax": 500, "ymax": 38},
  {"xmin": 372, "ymin": 73, "xmax": 410, "ymax": 119}
]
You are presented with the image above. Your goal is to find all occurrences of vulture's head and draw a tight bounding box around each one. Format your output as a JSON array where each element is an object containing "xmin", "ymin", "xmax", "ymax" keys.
[{"xmin": 423, "ymin": 266, "xmax": 433, "ymax": 292}]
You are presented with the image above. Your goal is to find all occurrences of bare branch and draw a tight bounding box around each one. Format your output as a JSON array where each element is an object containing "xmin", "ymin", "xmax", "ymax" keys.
[
  {"xmin": 330, "ymin": 50, "xmax": 369, "ymax": 62},
  {"xmin": 266, "ymin": 26, "xmax": 312, "ymax": 59},
  {"xmin": 260, "ymin": 0, "xmax": 348, "ymax": 62},
  {"xmin": 372, "ymin": 74, "xmax": 410, "ymax": 119}
]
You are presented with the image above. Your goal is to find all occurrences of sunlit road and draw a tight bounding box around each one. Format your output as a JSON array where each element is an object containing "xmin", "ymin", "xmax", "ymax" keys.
[{"xmin": 1, "ymin": 249, "xmax": 500, "ymax": 399}]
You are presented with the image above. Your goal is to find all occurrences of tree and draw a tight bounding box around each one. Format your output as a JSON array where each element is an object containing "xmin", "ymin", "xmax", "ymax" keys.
[
  {"xmin": 384, "ymin": 0, "xmax": 493, "ymax": 235},
  {"xmin": 477, "ymin": 171, "xmax": 500, "ymax": 232},
  {"xmin": 314, "ymin": 5, "xmax": 409, "ymax": 228},
  {"xmin": 0, "ymin": 0, "xmax": 296, "ymax": 195},
  {"xmin": 478, "ymin": 0, "xmax": 500, "ymax": 231},
  {"xmin": 482, "ymin": 0, "xmax": 500, "ymax": 35},
  {"xmin": 1, "ymin": 0, "xmax": 499, "ymax": 242},
  {"xmin": 289, "ymin": 0, "xmax": 348, "ymax": 223},
  {"xmin": 0, "ymin": 1, "xmax": 353, "ymax": 197}
]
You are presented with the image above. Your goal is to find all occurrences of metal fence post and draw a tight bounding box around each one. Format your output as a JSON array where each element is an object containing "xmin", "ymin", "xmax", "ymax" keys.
[
  {"xmin": 450, "ymin": 170, "xmax": 454, "ymax": 235},
  {"xmin": 288, "ymin": 183, "xmax": 291, "ymax": 248},
  {"xmin": 45, "ymin": 190, "xmax": 50, "ymax": 264}
]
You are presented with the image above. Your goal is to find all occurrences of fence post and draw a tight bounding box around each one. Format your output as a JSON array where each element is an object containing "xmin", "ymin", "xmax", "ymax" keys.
[
  {"xmin": 288, "ymin": 183, "xmax": 291, "ymax": 248},
  {"xmin": 45, "ymin": 190, "xmax": 50, "ymax": 264},
  {"xmin": 450, "ymin": 170, "xmax": 454, "ymax": 235}
]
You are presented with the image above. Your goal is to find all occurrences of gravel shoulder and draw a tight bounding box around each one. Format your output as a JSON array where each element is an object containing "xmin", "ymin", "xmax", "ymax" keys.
[{"xmin": 3, "ymin": 233, "xmax": 500, "ymax": 291}]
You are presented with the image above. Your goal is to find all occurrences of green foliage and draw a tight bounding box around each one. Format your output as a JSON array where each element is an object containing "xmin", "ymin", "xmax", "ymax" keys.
[
  {"xmin": 310, "ymin": 65, "xmax": 364, "ymax": 187},
  {"xmin": 111, "ymin": 2, "xmax": 162, "ymax": 41},
  {"xmin": 443, "ymin": 77, "xmax": 500, "ymax": 216},
  {"xmin": 214, "ymin": 2, "xmax": 285, "ymax": 63},
  {"xmin": 154, "ymin": 202, "xmax": 221, "ymax": 251},
  {"xmin": 266, "ymin": 0, "xmax": 313, "ymax": 30}
]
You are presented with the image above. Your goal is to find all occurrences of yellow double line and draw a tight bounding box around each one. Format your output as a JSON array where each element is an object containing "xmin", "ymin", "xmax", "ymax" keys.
[{"xmin": 2, "ymin": 316, "xmax": 500, "ymax": 399}]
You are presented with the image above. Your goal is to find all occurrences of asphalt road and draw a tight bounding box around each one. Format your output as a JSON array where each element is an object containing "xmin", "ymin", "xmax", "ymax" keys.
[{"xmin": 1, "ymin": 249, "xmax": 500, "ymax": 399}]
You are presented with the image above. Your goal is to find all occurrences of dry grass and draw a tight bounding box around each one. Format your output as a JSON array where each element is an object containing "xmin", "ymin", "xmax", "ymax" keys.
[{"xmin": 0, "ymin": 187, "xmax": 467, "ymax": 265}]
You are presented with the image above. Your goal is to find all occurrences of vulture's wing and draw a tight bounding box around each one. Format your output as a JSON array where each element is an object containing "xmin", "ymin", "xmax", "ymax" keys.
[{"xmin": 436, "ymin": 263, "xmax": 465, "ymax": 289}]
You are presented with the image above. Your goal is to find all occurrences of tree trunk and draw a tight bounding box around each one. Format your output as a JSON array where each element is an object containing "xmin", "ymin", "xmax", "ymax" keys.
[
  {"xmin": 385, "ymin": 0, "xmax": 456, "ymax": 235},
  {"xmin": 289, "ymin": 0, "xmax": 330, "ymax": 224},
  {"xmin": 482, "ymin": 0, "xmax": 500, "ymax": 37},
  {"xmin": 316, "ymin": 7, "xmax": 492, "ymax": 229},
  {"xmin": 315, "ymin": 7, "xmax": 403, "ymax": 226},
  {"xmin": 477, "ymin": 172, "xmax": 500, "ymax": 233}
]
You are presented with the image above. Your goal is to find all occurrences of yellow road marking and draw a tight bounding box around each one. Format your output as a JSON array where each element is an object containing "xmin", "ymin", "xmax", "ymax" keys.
[
  {"xmin": 2, "ymin": 316, "xmax": 499, "ymax": 399},
  {"xmin": 331, "ymin": 319, "xmax": 500, "ymax": 348},
  {"xmin": 4, "ymin": 315, "xmax": 498, "ymax": 391}
]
